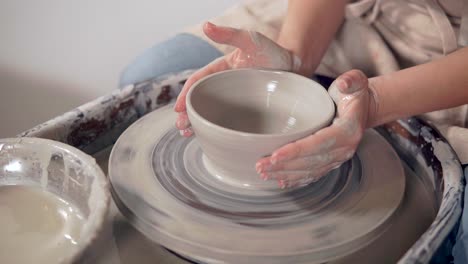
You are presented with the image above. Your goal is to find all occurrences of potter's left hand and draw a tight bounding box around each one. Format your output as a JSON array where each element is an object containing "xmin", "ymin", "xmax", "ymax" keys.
[
  {"xmin": 256, "ymin": 70, "xmax": 377, "ymax": 188},
  {"xmin": 174, "ymin": 22, "xmax": 301, "ymax": 137}
]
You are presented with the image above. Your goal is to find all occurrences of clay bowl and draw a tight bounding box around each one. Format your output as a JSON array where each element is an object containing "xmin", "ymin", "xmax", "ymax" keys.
[
  {"xmin": 0, "ymin": 138, "xmax": 110, "ymax": 263},
  {"xmin": 186, "ymin": 69, "xmax": 335, "ymax": 190}
]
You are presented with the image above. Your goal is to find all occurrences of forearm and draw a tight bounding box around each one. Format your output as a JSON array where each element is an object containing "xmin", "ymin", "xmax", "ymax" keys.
[
  {"xmin": 368, "ymin": 47, "xmax": 468, "ymax": 128},
  {"xmin": 277, "ymin": 0, "xmax": 348, "ymax": 76}
]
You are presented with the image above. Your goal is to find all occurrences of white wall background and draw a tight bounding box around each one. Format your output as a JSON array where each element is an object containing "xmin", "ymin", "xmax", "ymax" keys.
[{"xmin": 0, "ymin": 0, "xmax": 238, "ymax": 137}]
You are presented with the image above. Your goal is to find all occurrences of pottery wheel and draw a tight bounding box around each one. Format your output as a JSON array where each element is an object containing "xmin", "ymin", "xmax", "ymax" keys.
[{"xmin": 109, "ymin": 104, "xmax": 405, "ymax": 264}]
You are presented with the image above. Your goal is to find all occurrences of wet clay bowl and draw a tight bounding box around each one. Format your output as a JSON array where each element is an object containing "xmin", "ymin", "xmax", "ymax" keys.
[
  {"xmin": 0, "ymin": 138, "xmax": 110, "ymax": 264},
  {"xmin": 186, "ymin": 69, "xmax": 335, "ymax": 190}
]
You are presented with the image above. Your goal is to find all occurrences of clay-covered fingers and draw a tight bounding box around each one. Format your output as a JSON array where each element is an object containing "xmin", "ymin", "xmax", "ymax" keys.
[
  {"xmin": 265, "ymin": 124, "xmax": 360, "ymax": 166},
  {"xmin": 269, "ymin": 171, "xmax": 319, "ymax": 189},
  {"xmin": 203, "ymin": 22, "xmax": 257, "ymax": 52},
  {"xmin": 174, "ymin": 58, "xmax": 230, "ymax": 137},
  {"xmin": 329, "ymin": 69, "xmax": 368, "ymax": 98},
  {"xmin": 266, "ymin": 162, "xmax": 343, "ymax": 189},
  {"xmin": 329, "ymin": 70, "xmax": 370, "ymax": 118},
  {"xmin": 256, "ymin": 147, "xmax": 353, "ymax": 173},
  {"xmin": 174, "ymin": 57, "xmax": 229, "ymax": 112},
  {"xmin": 175, "ymin": 112, "xmax": 189, "ymax": 129},
  {"xmin": 257, "ymin": 148, "xmax": 352, "ymax": 188},
  {"xmin": 204, "ymin": 22, "xmax": 300, "ymax": 71},
  {"xmin": 254, "ymin": 125, "xmax": 359, "ymax": 186},
  {"xmin": 281, "ymin": 163, "xmax": 342, "ymax": 189},
  {"xmin": 175, "ymin": 112, "xmax": 192, "ymax": 137},
  {"xmin": 255, "ymin": 70, "xmax": 372, "ymax": 189},
  {"xmin": 174, "ymin": 22, "xmax": 268, "ymax": 114},
  {"xmin": 328, "ymin": 70, "xmax": 371, "ymax": 139}
]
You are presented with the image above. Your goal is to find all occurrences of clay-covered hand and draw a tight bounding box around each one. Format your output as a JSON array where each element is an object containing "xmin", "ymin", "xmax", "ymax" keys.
[
  {"xmin": 256, "ymin": 70, "xmax": 377, "ymax": 189},
  {"xmin": 174, "ymin": 22, "xmax": 301, "ymax": 137}
]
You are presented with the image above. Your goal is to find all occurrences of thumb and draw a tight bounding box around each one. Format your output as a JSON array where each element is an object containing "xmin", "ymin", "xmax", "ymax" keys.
[
  {"xmin": 334, "ymin": 70, "xmax": 368, "ymax": 94},
  {"xmin": 329, "ymin": 70, "xmax": 368, "ymax": 103}
]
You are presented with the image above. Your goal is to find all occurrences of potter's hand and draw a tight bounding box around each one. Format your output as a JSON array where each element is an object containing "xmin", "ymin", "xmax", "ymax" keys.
[
  {"xmin": 256, "ymin": 70, "xmax": 377, "ymax": 189},
  {"xmin": 174, "ymin": 22, "xmax": 301, "ymax": 136}
]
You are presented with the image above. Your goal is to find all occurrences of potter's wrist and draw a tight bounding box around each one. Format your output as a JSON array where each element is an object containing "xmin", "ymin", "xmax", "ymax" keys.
[
  {"xmin": 365, "ymin": 77, "xmax": 381, "ymax": 129},
  {"xmin": 289, "ymin": 51, "xmax": 303, "ymax": 74},
  {"xmin": 286, "ymin": 49, "xmax": 318, "ymax": 77},
  {"xmin": 276, "ymin": 37, "xmax": 318, "ymax": 76}
]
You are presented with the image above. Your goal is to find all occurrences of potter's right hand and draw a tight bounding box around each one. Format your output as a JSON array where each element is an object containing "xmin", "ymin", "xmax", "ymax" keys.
[
  {"xmin": 174, "ymin": 22, "xmax": 302, "ymax": 137},
  {"xmin": 256, "ymin": 70, "xmax": 377, "ymax": 188}
]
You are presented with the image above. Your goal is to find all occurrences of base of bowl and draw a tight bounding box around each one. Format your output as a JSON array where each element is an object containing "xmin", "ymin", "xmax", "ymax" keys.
[{"xmin": 200, "ymin": 153, "xmax": 281, "ymax": 191}]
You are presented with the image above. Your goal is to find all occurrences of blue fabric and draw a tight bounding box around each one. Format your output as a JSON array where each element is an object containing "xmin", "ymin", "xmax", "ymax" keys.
[
  {"xmin": 453, "ymin": 165, "xmax": 468, "ymax": 264},
  {"xmin": 119, "ymin": 33, "xmax": 223, "ymax": 87},
  {"xmin": 432, "ymin": 224, "xmax": 458, "ymax": 263}
]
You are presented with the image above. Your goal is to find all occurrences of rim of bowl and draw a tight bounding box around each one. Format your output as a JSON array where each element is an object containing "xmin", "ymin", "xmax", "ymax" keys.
[
  {"xmin": 186, "ymin": 68, "xmax": 336, "ymax": 138},
  {"xmin": 0, "ymin": 137, "xmax": 110, "ymax": 263}
]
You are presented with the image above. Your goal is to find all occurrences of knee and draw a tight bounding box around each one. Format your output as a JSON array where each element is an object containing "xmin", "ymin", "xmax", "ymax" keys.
[{"xmin": 119, "ymin": 33, "xmax": 222, "ymax": 87}]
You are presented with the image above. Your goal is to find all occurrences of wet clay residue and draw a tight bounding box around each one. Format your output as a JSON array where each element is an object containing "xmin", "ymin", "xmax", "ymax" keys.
[
  {"xmin": 157, "ymin": 85, "xmax": 172, "ymax": 105},
  {"xmin": 110, "ymin": 99, "xmax": 135, "ymax": 121},
  {"xmin": 384, "ymin": 120, "xmax": 443, "ymax": 178},
  {"xmin": 66, "ymin": 84, "xmax": 177, "ymax": 152},
  {"xmin": 68, "ymin": 118, "xmax": 107, "ymax": 148}
]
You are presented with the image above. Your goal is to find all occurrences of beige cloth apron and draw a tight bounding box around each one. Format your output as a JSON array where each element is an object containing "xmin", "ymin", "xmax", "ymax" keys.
[{"xmin": 185, "ymin": 0, "xmax": 468, "ymax": 163}]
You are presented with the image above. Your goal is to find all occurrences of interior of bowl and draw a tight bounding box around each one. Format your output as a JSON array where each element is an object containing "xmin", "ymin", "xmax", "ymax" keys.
[
  {"xmin": 0, "ymin": 137, "xmax": 109, "ymax": 262},
  {"xmin": 188, "ymin": 69, "xmax": 335, "ymax": 135}
]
